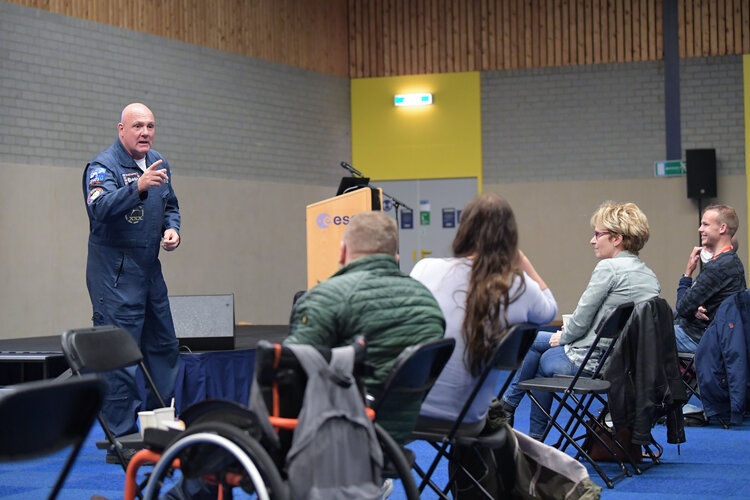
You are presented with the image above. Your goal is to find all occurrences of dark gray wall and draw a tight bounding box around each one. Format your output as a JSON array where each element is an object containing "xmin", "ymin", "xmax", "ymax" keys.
[{"xmin": 482, "ymin": 57, "xmax": 744, "ymax": 183}]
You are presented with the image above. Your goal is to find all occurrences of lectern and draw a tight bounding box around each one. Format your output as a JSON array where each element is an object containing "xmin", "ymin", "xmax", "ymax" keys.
[{"xmin": 306, "ymin": 186, "xmax": 382, "ymax": 288}]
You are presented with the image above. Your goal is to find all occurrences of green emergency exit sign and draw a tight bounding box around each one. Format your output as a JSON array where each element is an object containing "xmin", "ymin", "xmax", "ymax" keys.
[{"xmin": 654, "ymin": 160, "xmax": 686, "ymax": 177}]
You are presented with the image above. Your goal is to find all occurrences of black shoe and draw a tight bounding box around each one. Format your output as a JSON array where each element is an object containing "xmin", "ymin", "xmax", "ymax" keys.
[{"xmin": 106, "ymin": 447, "xmax": 137, "ymax": 465}]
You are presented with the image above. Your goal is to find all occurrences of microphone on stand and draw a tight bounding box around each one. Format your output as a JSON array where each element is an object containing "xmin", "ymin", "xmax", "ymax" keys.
[{"xmin": 341, "ymin": 161, "xmax": 364, "ymax": 178}]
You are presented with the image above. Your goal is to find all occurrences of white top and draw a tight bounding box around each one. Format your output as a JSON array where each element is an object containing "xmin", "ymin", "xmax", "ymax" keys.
[{"xmin": 411, "ymin": 257, "xmax": 558, "ymax": 423}]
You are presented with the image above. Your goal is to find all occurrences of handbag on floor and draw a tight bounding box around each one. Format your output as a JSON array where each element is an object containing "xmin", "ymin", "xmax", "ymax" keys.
[{"xmin": 582, "ymin": 421, "xmax": 642, "ymax": 463}]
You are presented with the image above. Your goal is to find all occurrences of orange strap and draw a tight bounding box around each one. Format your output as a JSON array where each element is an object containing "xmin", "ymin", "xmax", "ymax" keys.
[
  {"xmin": 711, "ymin": 246, "xmax": 733, "ymax": 260},
  {"xmin": 266, "ymin": 342, "xmax": 375, "ymax": 432},
  {"xmin": 268, "ymin": 408, "xmax": 375, "ymax": 432},
  {"xmin": 124, "ymin": 449, "xmax": 180, "ymax": 500}
]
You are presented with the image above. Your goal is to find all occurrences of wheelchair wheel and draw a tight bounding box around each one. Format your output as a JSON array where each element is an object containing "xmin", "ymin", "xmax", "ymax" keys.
[
  {"xmin": 374, "ymin": 423, "xmax": 420, "ymax": 500},
  {"xmin": 144, "ymin": 421, "xmax": 288, "ymax": 500}
]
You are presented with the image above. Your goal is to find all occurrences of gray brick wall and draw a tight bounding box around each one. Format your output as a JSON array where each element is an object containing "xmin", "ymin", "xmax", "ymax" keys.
[
  {"xmin": 681, "ymin": 56, "xmax": 745, "ymax": 174},
  {"xmin": 0, "ymin": 1, "xmax": 349, "ymax": 186},
  {"xmin": 481, "ymin": 56, "xmax": 745, "ymax": 183}
]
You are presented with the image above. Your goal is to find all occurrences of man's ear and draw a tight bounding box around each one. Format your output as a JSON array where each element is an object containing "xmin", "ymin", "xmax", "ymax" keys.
[
  {"xmin": 338, "ymin": 240, "xmax": 347, "ymax": 267},
  {"xmin": 395, "ymin": 253, "xmax": 400, "ymax": 264},
  {"xmin": 719, "ymin": 223, "xmax": 728, "ymax": 235}
]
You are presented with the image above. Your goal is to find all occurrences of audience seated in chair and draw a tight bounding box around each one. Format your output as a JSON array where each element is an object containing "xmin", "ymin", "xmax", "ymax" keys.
[
  {"xmin": 410, "ymin": 193, "xmax": 557, "ymax": 433},
  {"xmin": 284, "ymin": 210, "xmax": 445, "ymax": 445},
  {"xmin": 500, "ymin": 201, "xmax": 660, "ymax": 440},
  {"xmin": 673, "ymin": 204, "xmax": 745, "ymax": 354}
]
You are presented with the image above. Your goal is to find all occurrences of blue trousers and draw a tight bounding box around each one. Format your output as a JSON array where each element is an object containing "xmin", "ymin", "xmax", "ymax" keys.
[
  {"xmin": 674, "ymin": 323, "xmax": 699, "ymax": 353},
  {"xmin": 502, "ymin": 332, "xmax": 578, "ymax": 439},
  {"xmin": 88, "ymin": 244, "xmax": 179, "ymax": 437}
]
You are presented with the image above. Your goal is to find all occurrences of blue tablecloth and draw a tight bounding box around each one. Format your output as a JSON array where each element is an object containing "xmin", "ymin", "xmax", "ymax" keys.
[{"xmin": 174, "ymin": 349, "xmax": 255, "ymax": 413}]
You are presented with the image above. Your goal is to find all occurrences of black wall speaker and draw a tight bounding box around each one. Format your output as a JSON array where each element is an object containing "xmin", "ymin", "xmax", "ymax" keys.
[{"xmin": 686, "ymin": 148, "xmax": 717, "ymax": 199}]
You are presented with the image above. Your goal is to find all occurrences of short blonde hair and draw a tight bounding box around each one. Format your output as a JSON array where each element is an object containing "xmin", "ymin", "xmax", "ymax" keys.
[
  {"xmin": 591, "ymin": 201, "xmax": 650, "ymax": 255},
  {"xmin": 343, "ymin": 211, "xmax": 398, "ymax": 256}
]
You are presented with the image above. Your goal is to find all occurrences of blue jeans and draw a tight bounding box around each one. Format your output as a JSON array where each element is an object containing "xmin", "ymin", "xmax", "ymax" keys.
[
  {"xmin": 501, "ymin": 332, "xmax": 578, "ymax": 439},
  {"xmin": 674, "ymin": 323, "xmax": 699, "ymax": 353}
]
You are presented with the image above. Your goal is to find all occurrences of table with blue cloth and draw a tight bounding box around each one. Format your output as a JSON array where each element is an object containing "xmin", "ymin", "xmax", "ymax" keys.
[{"xmin": 174, "ymin": 349, "xmax": 256, "ymax": 412}]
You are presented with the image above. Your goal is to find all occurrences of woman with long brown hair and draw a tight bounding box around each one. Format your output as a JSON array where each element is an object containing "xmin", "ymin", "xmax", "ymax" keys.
[{"xmin": 410, "ymin": 193, "xmax": 557, "ymax": 432}]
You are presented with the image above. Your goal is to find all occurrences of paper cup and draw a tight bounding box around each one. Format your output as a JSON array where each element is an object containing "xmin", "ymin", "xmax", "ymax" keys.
[
  {"xmin": 154, "ymin": 407, "xmax": 176, "ymax": 429},
  {"xmin": 138, "ymin": 411, "xmax": 157, "ymax": 438}
]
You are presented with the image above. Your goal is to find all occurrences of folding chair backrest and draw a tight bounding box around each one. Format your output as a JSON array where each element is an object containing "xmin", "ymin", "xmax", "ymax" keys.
[
  {"xmin": 0, "ymin": 374, "xmax": 105, "ymax": 460},
  {"xmin": 583, "ymin": 302, "xmax": 634, "ymax": 377},
  {"xmin": 0, "ymin": 375, "xmax": 105, "ymax": 499},
  {"xmin": 491, "ymin": 323, "xmax": 539, "ymax": 371},
  {"xmin": 61, "ymin": 325, "xmax": 143, "ymax": 373},
  {"xmin": 370, "ymin": 338, "xmax": 455, "ymax": 415},
  {"xmin": 447, "ymin": 323, "xmax": 538, "ymax": 434}
]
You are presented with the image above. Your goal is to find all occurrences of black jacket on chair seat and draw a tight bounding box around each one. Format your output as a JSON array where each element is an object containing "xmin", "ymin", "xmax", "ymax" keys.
[{"xmin": 603, "ymin": 297, "xmax": 687, "ymax": 445}]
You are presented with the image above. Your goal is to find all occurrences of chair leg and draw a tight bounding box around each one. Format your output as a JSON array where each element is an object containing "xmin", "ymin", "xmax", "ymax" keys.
[
  {"xmin": 526, "ymin": 391, "xmax": 620, "ymax": 489},
  {"xmin": 48, "ymin": 438, "xmax": 87, "ymax": 500},
  {"xmin": 415, "ymin": 441, "xmax": 453, "ymax": 499},
  {"xmin": 443, "ymin": 446, "xmax": 497, "ymax": 499}
]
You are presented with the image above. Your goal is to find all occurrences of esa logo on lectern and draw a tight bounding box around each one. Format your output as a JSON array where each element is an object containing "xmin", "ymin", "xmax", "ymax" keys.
[{"xmin": 316, "ymin": 213, "xmax": 350, "ymax": 229}]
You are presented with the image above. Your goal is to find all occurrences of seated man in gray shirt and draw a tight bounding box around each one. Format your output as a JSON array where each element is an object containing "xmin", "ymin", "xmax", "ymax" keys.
[{"xmin": 674, "ymin": 204, "xmax": 746, "ymax": 353}]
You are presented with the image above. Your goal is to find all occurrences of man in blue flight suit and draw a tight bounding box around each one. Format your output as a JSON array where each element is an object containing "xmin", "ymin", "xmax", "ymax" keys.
[{"xmin": 83, "ymin": 103, "xmax": 181, "ymax": 462}]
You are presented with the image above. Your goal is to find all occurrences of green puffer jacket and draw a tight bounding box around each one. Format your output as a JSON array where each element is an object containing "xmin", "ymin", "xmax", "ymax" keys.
[{"xmin": 285, "ymin": 254, "xmax": 446, "ymax": 444}]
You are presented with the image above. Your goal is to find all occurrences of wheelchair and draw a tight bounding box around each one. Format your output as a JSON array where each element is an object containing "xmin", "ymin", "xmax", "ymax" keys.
[{"xmin": 125, "ymin": 339, "xmax": 419, "ymax": 499}]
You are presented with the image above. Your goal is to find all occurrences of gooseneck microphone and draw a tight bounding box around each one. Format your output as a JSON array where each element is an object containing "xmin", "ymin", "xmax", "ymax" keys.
[{"xmin": 340, "ymin": 161, "xmax": 364, "ymax": 178}]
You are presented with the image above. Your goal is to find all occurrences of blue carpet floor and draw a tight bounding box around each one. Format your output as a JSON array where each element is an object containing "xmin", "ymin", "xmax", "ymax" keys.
[{"xmin": 1, "ymin": 393, "xmax": 747, "ymax": 499}]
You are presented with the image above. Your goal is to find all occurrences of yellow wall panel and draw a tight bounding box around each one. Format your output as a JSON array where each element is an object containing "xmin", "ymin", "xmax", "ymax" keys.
[{"xmin": 351, "ymin": 71, "xmax": 482, "ymax": 186}]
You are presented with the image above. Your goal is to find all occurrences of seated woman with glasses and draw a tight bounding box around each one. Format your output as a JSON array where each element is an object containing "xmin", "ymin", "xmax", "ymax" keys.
[
  {"xmin": 499, "ymin": 201, "xmax": 660, "ymax": 440},
  {"xmin": 410, "ymin": 193, "xmax": 558, "ymax": 434}
]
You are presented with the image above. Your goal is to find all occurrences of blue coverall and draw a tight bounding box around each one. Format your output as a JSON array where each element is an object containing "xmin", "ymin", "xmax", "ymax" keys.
[{"xmin": 83, "ymin": 138, "xmax": 181, "ymax": 437}]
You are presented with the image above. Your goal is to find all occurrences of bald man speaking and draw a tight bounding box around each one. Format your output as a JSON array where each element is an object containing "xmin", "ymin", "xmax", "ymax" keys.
[{"xmin": 83, "ymin": 103, "xmax": 181, "ymax": 462}]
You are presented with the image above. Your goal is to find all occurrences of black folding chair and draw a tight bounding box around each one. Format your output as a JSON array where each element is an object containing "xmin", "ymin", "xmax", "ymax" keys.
[
  {"xmin": 409, "ymin": 323, "xmax": 538, "ymax": 499},
  {"xmin": 0, "ymin": 375, "xmax": 105, "ymax": 500},
  {"xmin": 60, "ymin": 326, "xmax": 167, "ymax": 476},
  {"xmin": 678, "ymin": 352, "xmax": 729, "ymax": 429},
  {"xmin": 517, "ymin": 302, "xmax": 634, "ymax": 488},
  {"xmin": 368, "ymin": 338, "xmax": 455, "ymax": 471}
]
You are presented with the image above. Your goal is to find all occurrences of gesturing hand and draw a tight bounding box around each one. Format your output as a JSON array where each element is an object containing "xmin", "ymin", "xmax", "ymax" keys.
[
  {"xmin": 137, "ymin": 159, "xmax": 168, "ymax": 193},
  {"xmin": 685, "ymin": 246, "xmax": 702, "ymax": 277}
]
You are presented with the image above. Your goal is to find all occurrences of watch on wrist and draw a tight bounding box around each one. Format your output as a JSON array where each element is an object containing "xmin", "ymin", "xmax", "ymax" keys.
[{"xmin": 682, "ymin": 273, "xmax": 691, "ymax": 279}]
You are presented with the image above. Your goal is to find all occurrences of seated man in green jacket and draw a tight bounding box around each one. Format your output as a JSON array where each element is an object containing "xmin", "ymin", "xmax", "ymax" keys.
[{"xmin": 285, "ymin": 210, "xmax": 446, "ymax": 444}]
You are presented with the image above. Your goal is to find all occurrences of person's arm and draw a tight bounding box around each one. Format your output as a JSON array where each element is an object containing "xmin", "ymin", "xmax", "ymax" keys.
[
  {"xmin": 515, "ymin": 249, "xmax": 548, "ymax": 290},
  {"xmin": 161, "ymin": 160, "xmax": 181, "ymax": 251},
  {"xmin": 558, "ymin": 260, "xmax": 614, "ymax": 346},
  {"xmin": 676, "ymin": 247, "xmax": 701, "ymax": 305},
  {"xmin": 284, "ymin": 287, "xmax": 340, "ymax": 347},
  {"xmin": 85, "ymin": 162, "xmax": 142, "ymax": 221},
  {"xmin": 522, "ymin": 283, "xmax": 558, "ymax": 325},
  {"xmin": 675, "ymin": 263, "xmax": 726, "ymax": 319}
]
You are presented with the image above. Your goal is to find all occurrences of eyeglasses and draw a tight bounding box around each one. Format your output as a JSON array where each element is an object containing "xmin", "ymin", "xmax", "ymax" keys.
[{"xmin": 593, "ymin": 231, "xmax": 611, "ymax": 240}]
